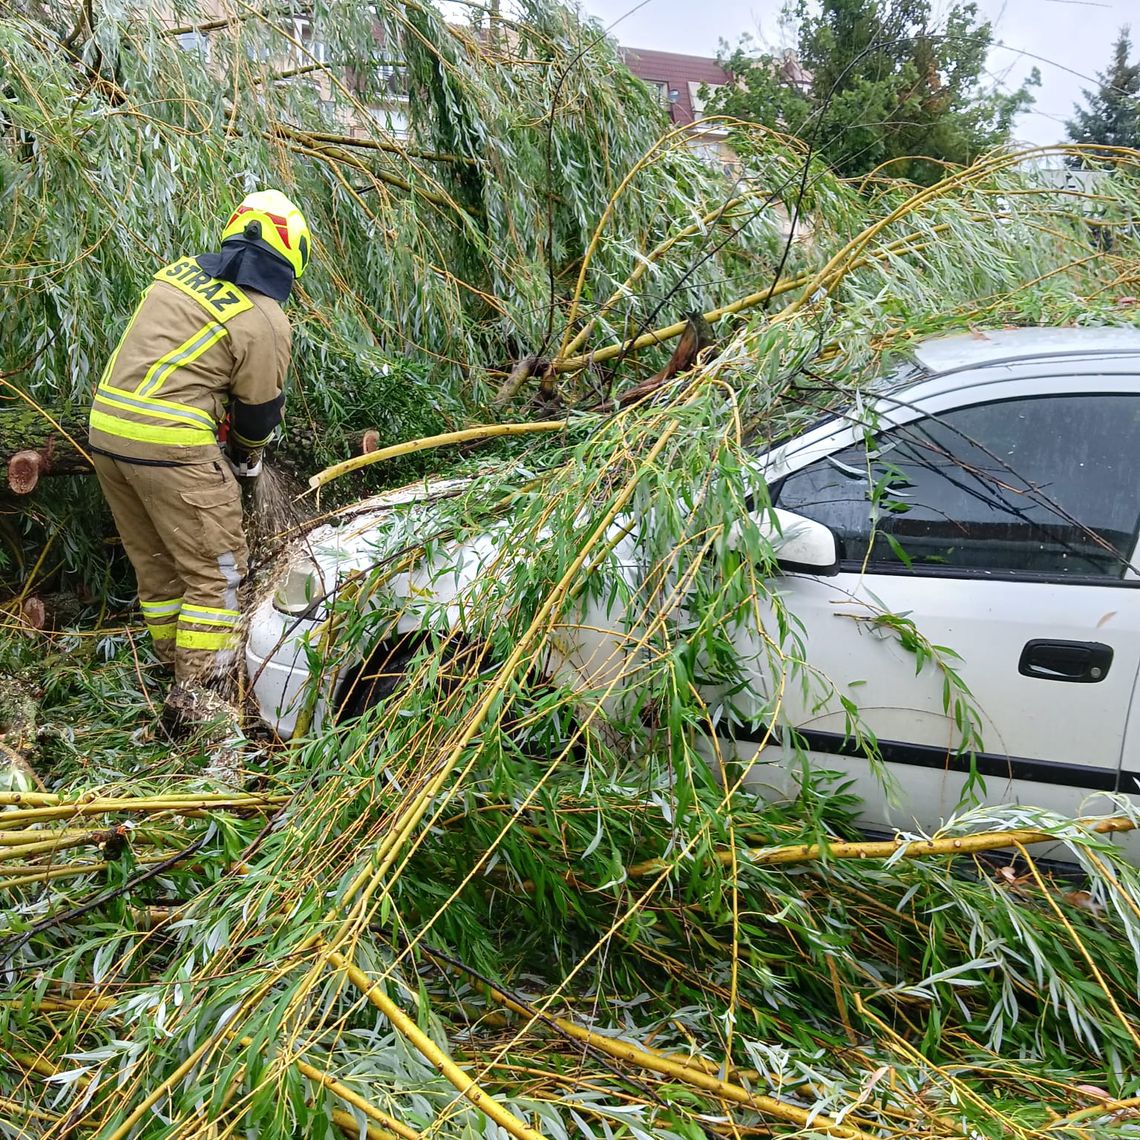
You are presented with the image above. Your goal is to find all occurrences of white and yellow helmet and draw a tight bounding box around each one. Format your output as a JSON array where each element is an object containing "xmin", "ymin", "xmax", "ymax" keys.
[{"xmin": 222, "ymin": 189, "xmax": 311, "ymax": 279}]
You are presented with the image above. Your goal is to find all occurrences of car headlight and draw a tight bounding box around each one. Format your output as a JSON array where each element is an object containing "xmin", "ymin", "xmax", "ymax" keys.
[{"xmin": 273, "ymin": 558, "xmax": 327, "ymax": 617}]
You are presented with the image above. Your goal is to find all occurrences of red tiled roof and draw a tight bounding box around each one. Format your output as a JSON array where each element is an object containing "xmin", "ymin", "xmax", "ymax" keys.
[{"xmin": 621, "ymin": 48, "xmax": 729, "ymax": 125}]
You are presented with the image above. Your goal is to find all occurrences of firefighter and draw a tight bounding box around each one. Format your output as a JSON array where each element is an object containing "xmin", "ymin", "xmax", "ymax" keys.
[{"xmin": 88, "ymin": 189, "xmax": 311, "ymax": 725}]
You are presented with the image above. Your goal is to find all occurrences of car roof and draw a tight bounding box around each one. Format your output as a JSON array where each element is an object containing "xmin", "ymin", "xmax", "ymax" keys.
[
  {"xmin": 911, "ymin": 326, "xmax": 1140, "ymax": 377},
  {"xmin": 761, "ymin": 326, "xmax": 1140, "ymax": 477}
]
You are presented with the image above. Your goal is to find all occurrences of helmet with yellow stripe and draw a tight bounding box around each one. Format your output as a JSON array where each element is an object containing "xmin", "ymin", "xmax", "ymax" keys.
[{"xmin": 221, "ymin": 190, "xmax": 311, "ymax": 279}]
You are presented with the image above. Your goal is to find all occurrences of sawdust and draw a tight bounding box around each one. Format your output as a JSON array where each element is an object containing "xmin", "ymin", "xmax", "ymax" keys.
[{"xmin": 243, "ymin": 462, "xmax": 309, "ymax": 562}]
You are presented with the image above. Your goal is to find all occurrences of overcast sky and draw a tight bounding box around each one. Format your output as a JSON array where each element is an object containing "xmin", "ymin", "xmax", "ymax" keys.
[{"xmin": 578, "ymin": 0, "xmax": 1133, "ymax": 146}]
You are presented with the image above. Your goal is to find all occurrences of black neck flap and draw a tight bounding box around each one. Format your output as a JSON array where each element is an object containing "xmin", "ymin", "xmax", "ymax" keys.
[{"xmin": 195, "ymin": 238, "xmax": 294, "ymax": 303}]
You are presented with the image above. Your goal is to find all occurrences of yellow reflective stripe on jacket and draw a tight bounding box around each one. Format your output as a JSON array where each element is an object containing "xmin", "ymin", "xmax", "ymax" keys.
[
  {"xmin": 176, "ymin": 627, "xmax": 237, "ymax": 651},
  {"xmin": 89, "ymin": 409, "xmax": 216, "ymax": 447},
  {"xmin": 93, "ymin": 387, "xmax": 216, "ymax": 431},
  {"xmin": 137, "ymin": 322, "xmax": 228, "ymax": 397},
  {"xmin": 180, "ymin": 603, "xmax": 239, "ymax": 627},
  {"xmin": 155, "ymin": 258, "xmax": 254, "ymax": 323},
  {"xmin": 92, "ymin": 261, "xmax": 259, "ymax": 455}
]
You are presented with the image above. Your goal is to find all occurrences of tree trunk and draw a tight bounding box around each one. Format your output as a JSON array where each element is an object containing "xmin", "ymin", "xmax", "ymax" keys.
[
  {"xmin": 1, "ymin": 407, "xmax": 439, "ymax": 493},
  {"xmin": 0, "ymin": 408, "xmax": 91, "ymax": 493}
]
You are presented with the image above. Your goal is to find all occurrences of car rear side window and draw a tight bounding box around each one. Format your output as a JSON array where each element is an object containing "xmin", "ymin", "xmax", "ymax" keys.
[{"xmin": 773, "ymin": 393, "xmax": 1140, "ymax": 578}]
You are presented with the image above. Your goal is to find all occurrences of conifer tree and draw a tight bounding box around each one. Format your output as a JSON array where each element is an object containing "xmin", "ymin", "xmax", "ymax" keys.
[{"xmin": 1066, "ymin": 26, "xmax": 1140, "ymax": 162}]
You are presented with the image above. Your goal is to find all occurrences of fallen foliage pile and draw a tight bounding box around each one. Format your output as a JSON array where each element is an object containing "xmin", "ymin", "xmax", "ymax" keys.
[{"xmin": 3, "ymin": 1, "xmax": 1140, "ymax": 1138}]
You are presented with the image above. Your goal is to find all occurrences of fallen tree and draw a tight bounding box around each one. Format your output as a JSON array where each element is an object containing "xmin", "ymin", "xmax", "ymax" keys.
[
  {"xmin": 0, "ymin": 405, "xmax": 91, "ymax": 493},
  {"xmin": 4, "ymin": 1, "xmax": 1140, "ymax": 1137},
  {"xmin": 0, "ymin": 409, "xmax": 401, "ymax": 495}
]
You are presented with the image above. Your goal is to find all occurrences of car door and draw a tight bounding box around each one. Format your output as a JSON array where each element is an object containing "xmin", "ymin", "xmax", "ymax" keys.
[{"xmin": 723, "ymin": 378, "xmax": 1140, "ymax": 832}]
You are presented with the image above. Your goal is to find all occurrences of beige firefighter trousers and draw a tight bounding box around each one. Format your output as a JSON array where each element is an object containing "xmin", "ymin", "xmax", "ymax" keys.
[{"xmin": 92, "ymin": 454, "xmax": 249, "ymax": 683}]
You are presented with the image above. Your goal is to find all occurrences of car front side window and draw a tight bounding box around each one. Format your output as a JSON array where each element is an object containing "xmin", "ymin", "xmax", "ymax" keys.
[{"xmin": 773, "ymin": 393, "xmax": 1140, "ymax": 579}]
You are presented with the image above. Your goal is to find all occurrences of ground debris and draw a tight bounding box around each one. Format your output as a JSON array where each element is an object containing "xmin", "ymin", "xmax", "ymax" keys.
[{"xmin": 0, "ymin": 673, "xmax": 42, "ymax": 793}]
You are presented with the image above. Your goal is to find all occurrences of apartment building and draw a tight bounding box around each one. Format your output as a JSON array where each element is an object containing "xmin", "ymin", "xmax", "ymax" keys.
[{"xmin": 620, "ymin": 48, "xmax": 734, "ymax": 170}]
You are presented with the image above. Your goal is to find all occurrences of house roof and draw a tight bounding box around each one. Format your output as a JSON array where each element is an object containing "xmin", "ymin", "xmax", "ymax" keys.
[{"xmin": 621, "ymin": 48, "xmax": 729, "ymax": 125}]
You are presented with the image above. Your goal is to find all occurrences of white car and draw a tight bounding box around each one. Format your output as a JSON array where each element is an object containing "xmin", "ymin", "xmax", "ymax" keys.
[{"xmin": 248, "ymin": 327, "xmax": 1140, "ymax": 844}]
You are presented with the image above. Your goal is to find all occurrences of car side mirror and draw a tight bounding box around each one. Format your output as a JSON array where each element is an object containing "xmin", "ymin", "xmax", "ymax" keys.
[{"xmin": 757, "ymin": 508, "xmax": 839, "ymax": 575}]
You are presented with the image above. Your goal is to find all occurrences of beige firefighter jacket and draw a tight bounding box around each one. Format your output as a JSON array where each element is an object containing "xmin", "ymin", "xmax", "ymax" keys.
[{"xmin": 88, "ymin": 257, "xmax": 291, "ymax": 465}]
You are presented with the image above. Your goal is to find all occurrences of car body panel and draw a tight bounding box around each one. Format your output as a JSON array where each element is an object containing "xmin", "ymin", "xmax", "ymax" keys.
[
  {"xmin": 716, "ymin": 330, "xmax": 1140, "ymax": 854},
  {"xmin": 716, "ymin": 574, "xmax": 1139, "ymax": 816},
  {"xmin": 249, "ymin": 328, "xmax": 1140, "ymax": 857}
]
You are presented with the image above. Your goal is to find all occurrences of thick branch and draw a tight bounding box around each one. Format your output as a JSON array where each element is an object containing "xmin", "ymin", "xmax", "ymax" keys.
[{"xmin": 0, "ymin": 411, "xmax": 92, "ymax": 493}]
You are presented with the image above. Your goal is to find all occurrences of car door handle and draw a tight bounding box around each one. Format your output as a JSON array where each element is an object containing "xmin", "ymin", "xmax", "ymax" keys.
[{"xmin": 1018, "ymin": 640, "xmax": 1113, "ymax": 683}]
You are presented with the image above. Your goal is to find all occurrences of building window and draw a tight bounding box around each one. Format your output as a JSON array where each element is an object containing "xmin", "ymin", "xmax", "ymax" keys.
[
  {"xmin": 374, "ymin": 59, "xmax": 408, "ymax": 98},
  {"xmin": 292, "ymin": 17, "xmax": 327, "ymax": 65},
  {"xmin": 176, "ymin": 29, "xmax": 209, "ymax": 59},
  {"xmin": 689, "ymin": 81, "xmax": 722, "ymax": 120},
  {"xmin": 369, "ymin": 104, "xmax": 409, "ymax": 139}
]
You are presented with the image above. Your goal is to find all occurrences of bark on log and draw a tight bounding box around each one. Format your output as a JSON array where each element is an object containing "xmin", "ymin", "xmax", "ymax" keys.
[
  {"xmin": 0, "ymin": 409, "xmax": 327, "ymax": 491},
  {"xmin": 492, "ymin": 355, "xmax": 542, "ymax": 408},
  {"xmin": 0, "ymin": 409, "xmax": 92, "ymax": 493},
  {"xmin": 617, "ymin": 312, "xmax": 715, "ymax": 406},
  {"xmin": 586, "ymin": 314, "xmax": 717, "ymax": 412}
]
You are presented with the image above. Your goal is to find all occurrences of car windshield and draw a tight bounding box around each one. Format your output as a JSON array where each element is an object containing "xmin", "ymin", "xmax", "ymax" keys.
[
  {"xmin": 762, "ymin": 359, "xmax": 931, "ymax": 450},
  {"xmin": 773, "ymin": 391, "xmax": 1140, "ymax": 578}
]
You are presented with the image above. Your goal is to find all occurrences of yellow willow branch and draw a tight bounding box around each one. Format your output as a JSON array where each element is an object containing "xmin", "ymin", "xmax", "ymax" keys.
[
  {"xmin": 105, "ymin": 1035, "xmax": 221, "ymax": 1140},
  {"xmin": 331, "ymin": 1108, "xmax": 402, "ymax": 1140},
  {"xmin": 328, "ymin": 950, "xmax": 544, "ymax": 1140},
  {"xmin": 1015, "ymin": 841, "xmax": 1140, "ymax": 1054},
  {"xmin": 279, "ymin": 135, "xmax": 465, "ymax": 214},
  {"xmin": 0, "ymin": 831, "xmax": 125, "ymax": 864},
  {"xmin": 0, "ymin": 1048, "xmax": 81, "ymax": 1083},
  {"xmin": 0, "ymin": 994, "xmax": 116, "ymax": 1012},
  {"xmin": 777, "ymin": 143, "xmax": 1113, "ymax": 321},
  {"xmin": 449, "ymin": 962, "xmax": 879, "ymax": 1140},
  {"xmin": 0, "ymin": 790, "xmax": 283, "ymax": 807},
  {"xmin": 279, "ymin": 409, "xmax": 696, "ymax": 1043},
  {"xmin": 0, "ymin": 793, "xmax": 286, "ymax": 829},
  {"xmin": 0, "ymin": 1094, "xmax": 61, "ymax": 1125},
  {"xmin": 307, "ymin": 423, "xmax": 568, "ymax": 492},
  {"xmin": 257, "ymin": 0, "xmax": 468, "ymax": 207},
  {"xmin": 626, "ymin": 816, "xmax": 1137, "ymax": 877},
  {"xmin": 295, "ymin": 1056, "xmax": 421, "ymax": 1140},
  {"xmin": 277, "ymin": 125, "xmax": 473, "ymax": 166},
  {"xmin": 557, "ymin": 119, "xmax": 732, "ymax": 361},
  {"xmin": 325, "ymin": 409, "xmax": 686, "ymax": 936},
  {"xmin": 555, "ymin": 144, "xmax": 1138, "ymax": 375},
  {"xmin": 0, "ymin": 828, "xmax": 117, "ymax": 845},
  {"xmin": 0, "ymin": 375, "xmax": 93, "ymax": 466},
  {"xmin": 551, "ymin": 222, "xmax": 951, "ymax": 375},
  {"xmin": 852, "ymin": 993, "xmax": 1028, "ymax": 1136},
  {"xmin": 1047, "ymin": 1094, "xmax": 1140, "ymax": 1129},
  {"xmin": 561, "ymin": 183, "xmax": 796, "ymax": 361},
  {"xmin": 0, "ymin": 861, "xmax": 141, "ymax": 891}
]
